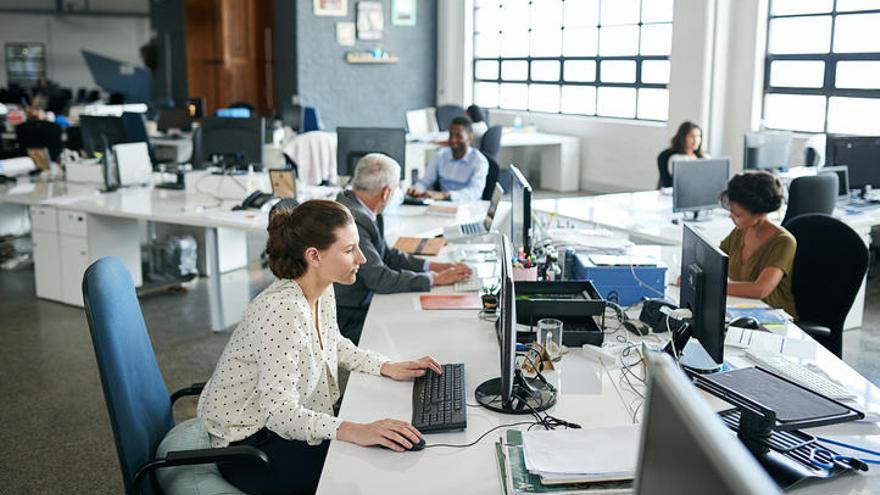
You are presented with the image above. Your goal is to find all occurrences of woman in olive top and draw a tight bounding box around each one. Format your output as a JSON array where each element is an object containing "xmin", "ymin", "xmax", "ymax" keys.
[{"xmin": 719, "ymin": 171, "xmax": 798, "ymax": 318}]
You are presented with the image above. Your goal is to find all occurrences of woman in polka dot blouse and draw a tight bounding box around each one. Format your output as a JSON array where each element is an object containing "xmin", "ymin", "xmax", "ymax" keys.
[{"xmin": 198, "ymin": 199, "xmax": 442, "ymax": 495}]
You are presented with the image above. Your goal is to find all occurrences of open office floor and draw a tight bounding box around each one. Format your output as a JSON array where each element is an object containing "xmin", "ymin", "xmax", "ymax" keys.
[{"xmin": 1, "ymin": 234, "xmax": 880, "ymax": 493}]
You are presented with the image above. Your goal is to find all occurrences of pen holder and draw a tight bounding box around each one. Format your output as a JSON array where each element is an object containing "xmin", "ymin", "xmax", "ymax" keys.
[{"xmin": 512, "ymin": 266, "xmax": 538, "ymax": 281}]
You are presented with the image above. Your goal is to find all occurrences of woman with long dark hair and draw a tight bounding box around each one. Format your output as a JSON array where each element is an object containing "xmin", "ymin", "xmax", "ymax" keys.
[{"xmin": 657, "ymin": 121, "xmax": 710, "ymax": 188}]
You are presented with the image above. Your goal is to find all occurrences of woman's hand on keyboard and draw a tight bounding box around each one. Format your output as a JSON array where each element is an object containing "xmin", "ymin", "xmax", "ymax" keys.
[
  {"xmin": 380, "ymin": 356, "xmax": 443, "ymax": 380},
  {"xmin": 337, "ymin": 419, "xmax": 422, "ymax": 452}
]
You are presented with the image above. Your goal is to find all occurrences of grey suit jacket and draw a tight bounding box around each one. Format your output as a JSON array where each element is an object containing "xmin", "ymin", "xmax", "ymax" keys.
[{"xmin": 334, "ymin": 190, "xmax": 431, "ymax": 309}]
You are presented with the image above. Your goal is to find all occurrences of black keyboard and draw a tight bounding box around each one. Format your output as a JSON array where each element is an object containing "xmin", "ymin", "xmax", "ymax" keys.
[{"xmin": 411, "ymin": 363, "xmax": 467, "ymax": 433}]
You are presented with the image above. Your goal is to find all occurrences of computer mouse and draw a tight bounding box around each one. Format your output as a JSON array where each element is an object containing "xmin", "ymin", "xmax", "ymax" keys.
[
  {"xmin": 622, "ymin": 320, "xmax": 650, "ymax": 336},
  {"xmin": 379, "ymin": 436, "xmax": 426, "ymax": 452},
  {"xmin": 729, "ymin": 316, "xmax": 760, "ymax": 329}
]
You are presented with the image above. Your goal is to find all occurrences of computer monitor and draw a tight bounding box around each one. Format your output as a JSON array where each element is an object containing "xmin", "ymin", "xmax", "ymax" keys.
[
  {"xmin": 475, "ymin": 234, "xmax": 556, "ymax": 414},
  {"xmin": 672, "ymin": 158, "xmax": 730, "ymax": 220},
  {"xmin": 743, "ymin": 131, "xmax": 792, "ymax": 170},
  {"xmin": 80, "ymin": 115, "xmax": 129, "ymax": 157},
  {"xmin": 336, "ymin": 127, "xmax": 406, "ymax": 178},
  {"xmin": 825, "ymin": 134, "xmax": 880, "ymax": 192},
  {"xmin": 665, "ymin": 224, "xmax": 729, "ymax": 373},
  {"xmin": 215, "ymin": 107, "xmax": 252, "ymax": 119},
  {"xmin": 820, "ymin": 165, "xmax": 850, "ymax": 200},
  {"xmin": 199, "ymin": 116, "xmax": 265, "ymax": 170},
  {"xmin": 509, "ymin": 165, "xmax": 533, "ymax": 255},
  {"xmin": 634, "ymin": 352, "xmax": 781, "ymax": 495},
  {"xmin": 157, "ymin": 107, "xmax": 193, "ymax": 132}
]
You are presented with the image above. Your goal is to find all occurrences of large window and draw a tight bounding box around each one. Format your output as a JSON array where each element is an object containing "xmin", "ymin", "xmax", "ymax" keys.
[
  {"xmin": 472, "ymin": 0, "xmax": 674, "ymax": 121},
  {"xmin": 763, "ymin": 0, "xmax": 880, "ymax": 134}
]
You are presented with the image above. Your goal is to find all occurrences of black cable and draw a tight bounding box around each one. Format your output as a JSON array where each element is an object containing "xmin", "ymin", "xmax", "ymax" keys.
[{"xmin": 424, "ymin": 421, "xmax": 539, "ymax": 449}]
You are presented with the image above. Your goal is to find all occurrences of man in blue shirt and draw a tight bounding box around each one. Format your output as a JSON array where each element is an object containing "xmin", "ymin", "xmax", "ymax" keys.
[{"xmin": 407, "ymin": 116, "xmax": 489, "ymax": 201}]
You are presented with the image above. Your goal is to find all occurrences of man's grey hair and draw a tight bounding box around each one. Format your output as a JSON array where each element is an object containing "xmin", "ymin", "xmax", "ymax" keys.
[{"xmin": 351, "ymin": 153, "xmax": 401, "ymax": 194}]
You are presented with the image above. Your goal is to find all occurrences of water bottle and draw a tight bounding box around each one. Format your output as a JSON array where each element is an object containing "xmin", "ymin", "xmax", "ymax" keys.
[{"xmin": 513, "ymin": 115, "xmax": 523, "ymax": 130}]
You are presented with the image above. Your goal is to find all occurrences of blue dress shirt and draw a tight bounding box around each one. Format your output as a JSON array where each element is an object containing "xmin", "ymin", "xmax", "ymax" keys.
[{"xmin": 414, "ymin": 147, "xmax": 489, "ymax": 201}]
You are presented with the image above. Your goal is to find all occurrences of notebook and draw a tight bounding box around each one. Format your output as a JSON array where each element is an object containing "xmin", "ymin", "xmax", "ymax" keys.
[{"xmin": 419, "ymin": 294, "xmax": 482, "ymax": 310}]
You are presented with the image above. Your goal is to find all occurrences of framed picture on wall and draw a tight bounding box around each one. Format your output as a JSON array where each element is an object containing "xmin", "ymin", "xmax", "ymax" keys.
[
  {"xmin": 357, "ymin": 1, "xmax": 384, "ymax": 40},
  {"xmin": 392, "ymin": 0, "xmax": 417, "ymax": 26},
  {"xmin": 336, "ymin": 22, "xmax": 356, "ymax": 46},
  {"xmin": 314, "ymin": 0, "xmax": 347, "ymax": 17}
]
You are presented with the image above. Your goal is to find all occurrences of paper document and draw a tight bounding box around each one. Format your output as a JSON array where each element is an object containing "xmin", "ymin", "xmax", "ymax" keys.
[
  {"xmin": 522, "ymin": 425, "xmax": 639, "ymax": 480},
  {"xmin": 725, "ymin": 327, "xmax": 817, "ymax": 359},
  {"xmin": 0, "ymin": 156, "xmax": 37, "ymax": 177}
]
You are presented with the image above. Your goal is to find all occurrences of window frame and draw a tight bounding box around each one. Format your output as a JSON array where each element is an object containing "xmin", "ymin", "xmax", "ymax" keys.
[
  {"xmin": 471, "ymin": 0, "xmax": 673, "ymax": 122},
  {"xmin": 763, "ymin": 2, "xmax": 880, "ymax": 133}
]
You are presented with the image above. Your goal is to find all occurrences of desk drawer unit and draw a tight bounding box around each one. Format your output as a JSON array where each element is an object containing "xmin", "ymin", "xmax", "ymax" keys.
[
  {"xmin": 30, "ymin": 205, "xmax": 58, "ymax": 232},
  {"xmin": 58, "ymin": 210, "xmax": 88, "ymax": 237}
]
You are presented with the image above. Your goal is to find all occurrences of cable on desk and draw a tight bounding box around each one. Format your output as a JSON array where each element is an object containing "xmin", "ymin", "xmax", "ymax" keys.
[{"xmin": 424, "ymin": 421, "xmax": 539, "ymax": 449}]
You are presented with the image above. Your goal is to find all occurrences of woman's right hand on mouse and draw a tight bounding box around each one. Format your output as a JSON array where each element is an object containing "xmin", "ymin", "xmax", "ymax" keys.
[{"xmin": 337, "ymin": 419, "xmax": 422, "ymax": 452}]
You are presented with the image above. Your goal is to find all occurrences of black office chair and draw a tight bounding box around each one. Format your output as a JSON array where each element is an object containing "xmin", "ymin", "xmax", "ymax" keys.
[
  {"xmin": 479, "ymin": 125, "xmax": 503, "ymax": 162},
  {"xmin": 656, "ymin": 148, "xmax": 674, "ymax": 188},
  {"xmin": 787, "ymin": 214, "xmax": 868, "ymax": 358},
  {"xmin": 481, "ymin": 155, "xmax": 500, "ymax": 201},
  {"xmin": 436, "ymin": 104, "xmax": 466, "ymax": 131},
  {"xmin": 190, "ymin": 126, "xmax": 204, "ymax": 169},
  {"xmin": 15, "ymin": 120, "xmax": 63, "ymax": 162},
  {"xmin": 781, "ymin": 174, "xmax": 838, "ymax": 227}
]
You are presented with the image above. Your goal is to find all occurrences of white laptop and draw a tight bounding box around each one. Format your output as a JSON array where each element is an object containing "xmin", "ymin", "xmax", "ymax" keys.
[{"xmin": 443, "ymin": 183, "xmax": 505, "ymax": 240}]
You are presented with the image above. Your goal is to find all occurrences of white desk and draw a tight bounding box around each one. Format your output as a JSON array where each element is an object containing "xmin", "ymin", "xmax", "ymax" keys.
[
  {"xmin": 0, "ymin": 179, "xmax": 489, "ymax": 331},
  {"xmin": 318, "ymin": 243, "xmax": 880, "ymax": 494},
  {"xmin": 405, "ymin": 129, "xmax": 581, "ymax": 192},
  {"xmin": 533, "ymin": 190, "xmax": 875, "ymax": 329}
]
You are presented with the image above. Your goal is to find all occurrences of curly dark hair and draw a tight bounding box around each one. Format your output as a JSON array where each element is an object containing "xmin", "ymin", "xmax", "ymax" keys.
[
  {"xmin": 265, "ymin": 199, "xmax": 354, "ymax": 279},
  {"xmin": 719, "ymin": 171, "xmax": 784, "ymax": 215},
  {"xmin": 670, "ymin": 121, "xmax": 704, "ymax": 157}
]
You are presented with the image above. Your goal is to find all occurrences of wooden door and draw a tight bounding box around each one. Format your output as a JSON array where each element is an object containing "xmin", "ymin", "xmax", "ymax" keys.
[{"xmin": 185, "ymin": 0, "xmax": 275, "ymax": 116}]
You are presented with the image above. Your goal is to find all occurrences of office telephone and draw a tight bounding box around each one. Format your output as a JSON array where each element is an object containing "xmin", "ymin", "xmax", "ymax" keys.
[{"xmin": 234, "ymin": 191, "xmax": 275, "ymax": 210}]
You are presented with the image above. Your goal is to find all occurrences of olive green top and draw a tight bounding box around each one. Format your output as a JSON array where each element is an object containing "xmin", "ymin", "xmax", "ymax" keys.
[{"xmin": 720, "ymin": 227, "xmax": 798, "ymax": 319}]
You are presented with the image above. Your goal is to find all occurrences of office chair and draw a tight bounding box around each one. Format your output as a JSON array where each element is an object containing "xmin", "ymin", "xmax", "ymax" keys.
[
  {"xmin": 82, "ymin": 257, "xmax": 268, "ymax": 495},
  {"xmin": 301, "ymin": 106, "xmax": 320, "ymax": 133},
  {"xmin": 436, "ymin": 104, "xmax": 465, "ymax": 131},
  {"xmin": 781, "ymin": 174, "xmax": 838, "ymax": 227},
  {"xmin": 481, "ymin": 155, "xmax": 500, "ymax": 201},
  {"xmin": 479, "ymin": 125, "xmax": 503, "ymax": 162},
  {"xmin": 656, "ymin": 148, "xmax": 674, "ymax": 188},
  {"xmin": 786, "ymin": 214, "xmax": 868, "ymax": 358},
  {"xmin": 15, "ymin": 120, "xmax": 63, "ymax": 162},
  {"xmin": 190, "ymin": 126, "xmax": 204, "ymax": 169}
]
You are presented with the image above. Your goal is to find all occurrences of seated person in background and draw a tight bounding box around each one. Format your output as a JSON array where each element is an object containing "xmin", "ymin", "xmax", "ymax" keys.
[
  {"xmin": 198, "ymin": 199, "xmax": 443, "ymax": 495},
  {"xmin": 658, "ymin": 121, "xmax": 710, "ymax": 188},
  {"xmin": 336, "ymin": 153, "xmax": 472, "ymax": 343},
  {"xmin": 718, "ymin": 171, "xmax": 798, "ymax": 318},
  {"xmin": 466, "ymin": 104, "xmax": 489, "ymax": 142},
  {"xmin": 407, "ymin": 116, "xmax": 489, "ymax": 201}
]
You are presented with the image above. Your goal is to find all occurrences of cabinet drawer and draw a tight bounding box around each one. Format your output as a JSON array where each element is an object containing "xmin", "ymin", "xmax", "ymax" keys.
[
  {"xmin": 58, "ymin": 210, "xmax": 88, "ymax": 237},
  {"xmin": 31, "ymin": 206, "xmax": 58, "ymax": 232}
]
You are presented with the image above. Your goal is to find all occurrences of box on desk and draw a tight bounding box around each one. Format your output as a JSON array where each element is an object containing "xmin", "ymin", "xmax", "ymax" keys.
[
  {"xmin": 514, "ymin": 281, "xmax": 606, "ymax": 347},
  {"xmin": 572, "ymin": 254, "xmax": 666, "ymax": 307}
]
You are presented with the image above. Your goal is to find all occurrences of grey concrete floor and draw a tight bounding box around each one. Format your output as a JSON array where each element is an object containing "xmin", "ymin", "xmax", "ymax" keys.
[{"xmin": 2, "ymin": 235, "xmax": 880, "ymax": 493}]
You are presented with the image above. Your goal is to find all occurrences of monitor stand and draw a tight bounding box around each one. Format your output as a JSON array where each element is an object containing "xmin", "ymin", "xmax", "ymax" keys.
[
  {"xmin": 475, "ymin": 369, "xmax": 557, "ymax": 414},
  {"xmin": 681, "ymin": 210, "xmax": 713, "ymax": 222},
  {"xmin": 664, "ymin": 325, "xmax": 722, "ymax": 374}
]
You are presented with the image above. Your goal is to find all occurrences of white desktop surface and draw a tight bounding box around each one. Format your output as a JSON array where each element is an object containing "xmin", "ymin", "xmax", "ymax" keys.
[{"xmin": 318, "ymin": 251, "xmax": 880, "ymax": 494}]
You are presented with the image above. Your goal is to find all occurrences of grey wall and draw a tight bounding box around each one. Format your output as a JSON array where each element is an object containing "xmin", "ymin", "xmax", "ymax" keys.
[{"xmin": 294, "ymin": 0, "xmax": 437, "ymax": 129}]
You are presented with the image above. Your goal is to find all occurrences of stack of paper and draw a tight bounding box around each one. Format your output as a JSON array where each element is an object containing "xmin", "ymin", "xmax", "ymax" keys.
[
  {"xmin": 522, "ymin": 426, "xmax": 639, "ymax": 485},
  {"xmin": 495, "ymin": 430, "xmax": 633, "ymax": 495}
]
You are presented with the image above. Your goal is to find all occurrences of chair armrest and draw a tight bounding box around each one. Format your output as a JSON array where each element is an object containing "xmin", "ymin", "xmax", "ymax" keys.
[
  {"xmin": 132, "ymin": 445, "xmax": 269, "ymax": 495},
  {"xmin": 796, "ymin": 321, "xmax": 832, "ymax": 340},
  {"xmin": 170, "ymin": 382, "xmax": 206, "ymax": 405}
]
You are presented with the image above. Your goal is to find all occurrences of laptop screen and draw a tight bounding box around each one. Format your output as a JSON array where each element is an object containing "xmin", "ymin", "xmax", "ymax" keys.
[{"xmin": 483, "ymin": 183, "xmax": 504, "ymax": 230}]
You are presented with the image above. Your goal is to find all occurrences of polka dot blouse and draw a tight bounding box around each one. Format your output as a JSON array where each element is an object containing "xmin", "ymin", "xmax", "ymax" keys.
[{"xmin": 197, "ymin": 279, "xmax": 389, "ymax": 447}]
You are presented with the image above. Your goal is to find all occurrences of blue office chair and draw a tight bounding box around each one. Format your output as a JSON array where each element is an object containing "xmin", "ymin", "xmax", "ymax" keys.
[
  {"xmin": 82, "ymin": 257, "xmax": 268, "ymax": 495},
  {"xmin": 436, "ymin": 104, "xmax": 466, "ymax": 131},
  {"xmin": 301, "ymin": 106, "xmax": 320, "ymax": 133}
]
